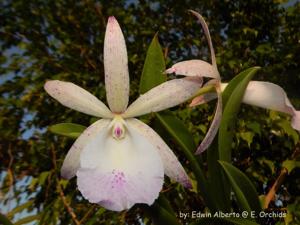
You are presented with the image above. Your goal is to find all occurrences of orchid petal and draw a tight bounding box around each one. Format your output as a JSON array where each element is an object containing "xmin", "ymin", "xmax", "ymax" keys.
[
  {"xmin": 61, "ymin": 119, "xmax": 111, "ymax": 179},
  {"xmin": 165, "ymin": 11, "xmax": 221, "ymax": 80},
  {"xmin": 77, "ymin": 120, "xmax": 164, "ymax": 211},
  {"xmin": 44, "ymin": 80, "xmax": 113, "ymax": 118},
  {"xmin": 190, "ymin": 80, "xmax": 220, "ymax": 106},
  {"xmin": 196, "ymin": 81, "xmax": 222, "ymax": 154},
  {"xmin": 239, "ymin": 81, "xmax": 300, "ymax": 131},
  {"xmin": 126, "ymin": 118, "xmax": 192, "ymax": 188},
  {"xmin": 189, "ymin": 10, "xmax": 218, "ymax": 70},
  {"xmin": 104, "ymin": 16, "xmax": 129, "ymax": 113},
  {"xmin": 123, "ymin": 77, "xmax": 203, "ymax": 118},
  {"xmin": 189, "ymin": 92, "xmax": 217, "ymax": 107},
  {"xmin": 165, "ymin": 59, "xmax": 219, "ymax": 79}
]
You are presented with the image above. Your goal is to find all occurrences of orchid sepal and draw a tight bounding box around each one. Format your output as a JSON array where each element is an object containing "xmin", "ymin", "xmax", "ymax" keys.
[
  {"xmin": 44, "ymin": 80, "xmax": 113, "ymax": 118},
  {"xmin": 104, "ymin": 16, "xmax": 130, "ymax": 113},
  {"xmin": 123, "ymin": 77, "xmax": 203, "ymax": 118}
]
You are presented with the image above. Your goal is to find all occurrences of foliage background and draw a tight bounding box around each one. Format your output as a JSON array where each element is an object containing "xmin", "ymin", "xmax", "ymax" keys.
[{"xmin": 0, "ymin": 0, "xmax": 299, "ymax": 224}]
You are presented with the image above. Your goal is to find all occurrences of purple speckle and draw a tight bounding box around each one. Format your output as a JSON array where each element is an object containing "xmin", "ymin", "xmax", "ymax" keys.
[{"xmin": 111, "ymin": 170, "xmax": 126, "ymax": 189}]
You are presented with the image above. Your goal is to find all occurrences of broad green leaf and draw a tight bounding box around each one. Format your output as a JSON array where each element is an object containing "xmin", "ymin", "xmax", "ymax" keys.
[
  {"xmin": 207, "ymin": 140, "xmax": 230, "ymax": 211},
  {"xmin": 139, "ymin": 33, "xmax": 166, "ymax": 94},
  {"xmin": 219, "ymin": 67, "xmax": 260, "ymax": 162},
  {"xmin": 221, "ymin": 67, "xmax": 261, "ymax": 110},
  {"xmin": 191, "ymin": 217, "xmax": 259, "ymax": 225},
  {"xmin": 206, "ymin": 67, "xmax": 260, "ymax": 212},
  {"xmin": 155, "ymin": 111, "xmax": 217, "ymax": 211},
  {"xmin": 219, "ymin": 160, "xmax": 261, "ymax": 212},
  {"xmin": 49, "ymin": 123, "xmax": 86, "ymax": 138},
  {"xmin": 282, "ymin": 160, "xmax": 300, "ymax": 174}
]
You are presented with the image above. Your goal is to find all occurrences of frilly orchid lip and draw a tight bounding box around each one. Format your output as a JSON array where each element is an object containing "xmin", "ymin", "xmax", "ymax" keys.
[{"xmin": 44, "ymin": 16, "xmax": 201, "ymax": 211}]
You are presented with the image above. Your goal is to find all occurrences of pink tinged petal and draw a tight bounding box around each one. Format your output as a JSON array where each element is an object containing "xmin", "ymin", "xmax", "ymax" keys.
[
  {"xmin": 165, "ymin": 60, "xmax": 219, "ymax": 79},
  {"xmin": 61, "ymin": 119, "xmax": 111, "ymax": 179},
  {"xmin": 241, "ymin": 81, "xmax": 300, "ymax": 131},
  {"xmin": 104, "ymin": 16, "xmax": 129, "ymax": 113},
  {"xmin": 77, "ymin": 121, "xmax": 164, "ymax": 211},
  {"xmin": 165, "ymin": 12, "xmax": 221, "ymax": 80},
  {"xmin": 190, "ymin": 80, "xmax": 219, "ymax": 107},
  {"xmin": 189, "ymin": 10, "xmax": 218, "ymax": 70},
  {"xmin": 189, "ymin": 92, "xmax": 217, "ymax": 107},
  {"xmin": 190, "ymin": 95, "xmax": 204, "ymax": 107},
  {"xmin": 44, "ymin": 80, "xmax": 113, "ymax": 118},
  {"xmin": 126, "ymin": 118, "xmax": 192, "ymax": 188},
  {"xmin": 196, "ymin": 81, "xmax": 222, "ymax": 154},
  {"xmin": 123, "ymin": 77, "xmax": 203, "ymax": 118}
]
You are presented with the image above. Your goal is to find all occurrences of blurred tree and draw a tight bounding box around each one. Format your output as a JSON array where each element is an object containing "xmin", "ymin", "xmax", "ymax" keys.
[{"xmin": 0, "ymin": 0, "xmax": 299, "ymax": 224}]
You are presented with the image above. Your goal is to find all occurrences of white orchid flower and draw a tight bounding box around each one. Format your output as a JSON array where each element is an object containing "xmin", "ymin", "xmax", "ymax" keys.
[
  {"xmin": 44, "ymin": 16, "xmax": 202, "ymax": 211},
  {"xmin": 166, "ymin": 10, "xmax": 222, "ymax": 154},
  {"xmin": 166, "ymin": 11, "xmax": 300, "ymax": 153}
]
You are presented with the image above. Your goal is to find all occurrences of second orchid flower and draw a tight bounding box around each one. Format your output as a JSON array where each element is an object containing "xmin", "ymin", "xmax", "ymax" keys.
[{"xmin": 166, "ymin": 10, "xmax": 300, "ymax": 153}]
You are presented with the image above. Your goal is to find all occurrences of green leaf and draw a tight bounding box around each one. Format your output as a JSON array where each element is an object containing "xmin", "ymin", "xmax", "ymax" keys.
[
  {"xmin": 277, "ymin": 119, "xmax": 299, "ymax": 144},
  {"xmin": 218, "ymin": 160, "xmax": 261, "ymax": 212},
  {"xmin": 49, "ymin": 123, "xmax": 86, "ymax": 138},
  {"xmin": 38, "ymin": 171, "xmax": 50, "ymax": 186},
  {"xmin": 157, "ymin": 195, "xmax": 176, "ymax": 217},
  {"xmin": 144, "ymin": 202, "xmax": 181, "ymax": 225},
  {"xmin": 259, "ymin": 195, "xmax": 266, "ymax": 209},
  {"xmin": 240, "ymin": 131, "xmax": 254, "ymax": 147},
  {"xmin": 14, "ymin": 215, "xmax": 40, "ymax": 225},
  {"xmin": 155, "ymin": 111, "xmax": 197, "ymax": 155},
  {"xmin": 207, "ymin": 140, "xmax": 230, "ymax": 211},
  {"xmin": 219, "ymin": 67, "xmax": 260, "ymax": 162},
  {"xmin": 7, "ymin": 201, "xmax": 34, "ymax": 218},
  {"xmin": 139, "ymin": 33, "xmax": 166, "ymax": 94},
  {"xmin": 0, "ymin": 213, "xmax": 13, "ymax": 225},
  {"xmin": 191, "ymin": 217, "xmax": 259, "ymax": 225},
  {"xmin": 155, "ymin": 111, "xmax": 217, "ymax": 211},
  {"xmin": 246, "ymin": 122, "xmax": 261, "ymax": 136},
  {"xmin": 206, "ymin": 67, "xmax": 259, "ymax": 212},
  {"xmin": 85, "ymin": 208, "xmax": 106, "ymax": 225},
  {"xmin": 258, "ymin": 158, "xmax": 275, "ymax": 174},
  {"xmin": 282, "ymin": 160, "xmax": 300, "ymax": 174}
]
